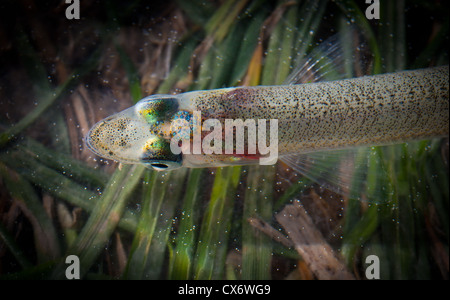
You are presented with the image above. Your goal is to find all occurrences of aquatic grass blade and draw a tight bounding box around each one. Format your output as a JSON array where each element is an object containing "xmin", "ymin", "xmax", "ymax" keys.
[
  {"xmin": 51, "ymin": 165, "xmax": 145, "ymax": 279},
  {"xmin": 116, "ymin": 43, "xmax": 143, "ymax": 103},
  {"xmin": 123, "ymin": 169, "xmax": 165, "ymax": 279},
  {"xmin": 194, "ymin": 167, "xmax": 241, "ymax": 279},
  {"xmin": 0, "ymin": 163, "xmax": 60, "ymax": 263},
  {"xmin": 140, "ymin": 168, "xmax": 189, "ymax": 279},
  {"xmin": 229, "ymin": 9, "xmax": 266, "ymax": 86},
  {"xmin": 157, "ymin": 39, "xmax": 197, "ymax": 94},
  {"xmin": 0, "ymin": 42, "xmax": 104, "ymax": 148},
  {"xmin": 168, "ymin": 168, "xmax": 203, "ymax": 280},
  {"xmin": 241, "ymin": 165, "xmax": 275, "ymax": 280},
  {"xmin": 334, "ymin": 0, "xmax": 382, "ymax": 74},
  {"xmin": 124, "ymin": 168, "xmax": 188, "ymax": 279}
]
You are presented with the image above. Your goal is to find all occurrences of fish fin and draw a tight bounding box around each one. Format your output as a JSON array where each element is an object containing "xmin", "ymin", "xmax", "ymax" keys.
[
  {"xmin": 279, "ymin": 146, "xmax": 394, "ymax": 204},
  {"xmin": 284, "ymin": 25, "xmax": 373, "ymax": 84}
]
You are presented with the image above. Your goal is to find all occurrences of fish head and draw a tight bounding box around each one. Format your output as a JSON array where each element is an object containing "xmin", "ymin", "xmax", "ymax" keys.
[{"xmin": 85, "ymin": 95, "xmax": 183, "ymax": 171}]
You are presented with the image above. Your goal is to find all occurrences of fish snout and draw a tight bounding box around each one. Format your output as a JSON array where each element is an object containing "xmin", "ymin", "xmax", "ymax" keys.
[{"xmin": 85, "ymin": 108, "xmax": 151, "ymax": 163}]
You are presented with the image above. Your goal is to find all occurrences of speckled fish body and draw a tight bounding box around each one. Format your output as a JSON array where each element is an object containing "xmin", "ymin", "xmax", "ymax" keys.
[
  {"xmin": 86, "ymin": 65, "xmax": 449, "ymax": 170},
  {"xmin": 182, "ymin": 65, "xmax": 449, "ymax": 153}
]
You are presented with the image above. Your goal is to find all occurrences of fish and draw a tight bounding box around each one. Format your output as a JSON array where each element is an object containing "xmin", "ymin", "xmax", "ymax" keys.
[{"xmin": 86, "ymin": 65, "xmax": 449, "ymax": 172}]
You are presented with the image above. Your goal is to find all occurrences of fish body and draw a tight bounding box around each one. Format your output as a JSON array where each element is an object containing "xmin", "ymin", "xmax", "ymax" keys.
[{"xmin": 86, "ymin": 65, "xmax": 449, "ymax": 171}]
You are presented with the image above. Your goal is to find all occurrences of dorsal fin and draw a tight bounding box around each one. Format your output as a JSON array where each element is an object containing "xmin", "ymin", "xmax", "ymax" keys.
[{"xmin": 284, "ymin": 25, "xmax": 373, "ymax": 85}]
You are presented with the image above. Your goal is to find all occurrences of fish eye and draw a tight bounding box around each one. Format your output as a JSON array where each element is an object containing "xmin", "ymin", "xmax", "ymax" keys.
[
  {"xmin": 141, "ymin": 137, "xmax": 182, "ymax": 171},
  {"xmin": 146, "ymin": 160, "xmax": 182, "ymax": 171},
  {"xmin": 151, "ymin": 163, "xmax": 168, "ymax": 170}
]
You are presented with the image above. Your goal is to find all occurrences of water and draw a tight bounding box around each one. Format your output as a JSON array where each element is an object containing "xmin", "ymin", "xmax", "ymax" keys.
[{"xmin": 0, "ymin": 0, "xmax": 448, "ymax": 280}]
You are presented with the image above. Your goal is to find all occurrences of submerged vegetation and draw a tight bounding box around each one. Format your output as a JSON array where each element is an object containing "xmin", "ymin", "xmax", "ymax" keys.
[{"xmin": 0, "ymin": 0, "xmax": 448, "ymax": 279}]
